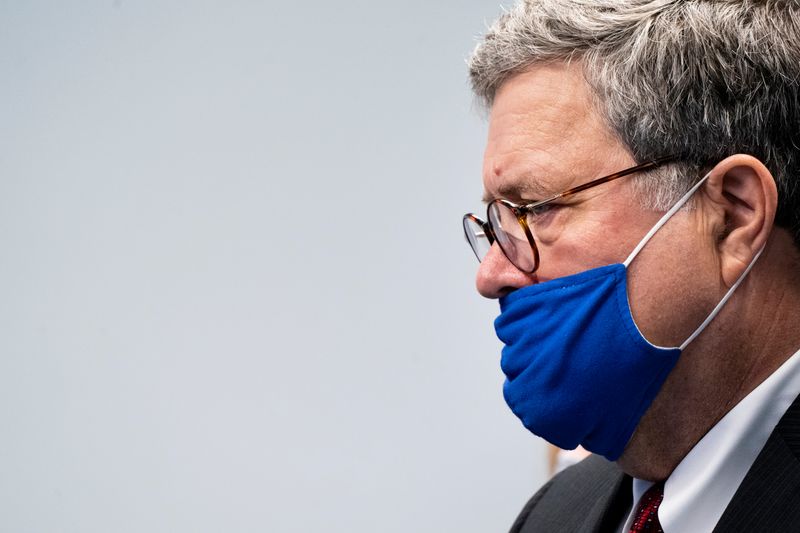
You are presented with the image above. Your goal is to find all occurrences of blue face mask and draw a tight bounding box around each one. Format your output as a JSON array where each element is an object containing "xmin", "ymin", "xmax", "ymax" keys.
[{"xmin": 494, "ymin": 175, "xmax": 763, "ymax": 461}]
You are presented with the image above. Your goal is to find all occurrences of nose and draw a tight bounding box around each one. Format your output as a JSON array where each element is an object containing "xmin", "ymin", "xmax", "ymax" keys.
[{"xmin": 476, "ymin": 243, "xmax": 538, "ymax": 298}]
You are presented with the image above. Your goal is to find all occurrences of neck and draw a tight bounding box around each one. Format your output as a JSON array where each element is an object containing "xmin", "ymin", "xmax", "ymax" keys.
[{"xmin": 617, "ymin": 231, "xmax": 800, "ymax": 481}]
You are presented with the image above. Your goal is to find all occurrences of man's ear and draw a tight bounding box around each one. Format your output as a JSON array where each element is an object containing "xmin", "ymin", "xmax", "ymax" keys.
[{"xmin": 703, "ymin": 154, "xmax": 777, "ymax": 287}]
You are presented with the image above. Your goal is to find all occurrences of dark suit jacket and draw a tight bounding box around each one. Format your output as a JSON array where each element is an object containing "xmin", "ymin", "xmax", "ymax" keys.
[{"xmin": 510, "ymin": 394, "xmax": 800, "ymax": 532}]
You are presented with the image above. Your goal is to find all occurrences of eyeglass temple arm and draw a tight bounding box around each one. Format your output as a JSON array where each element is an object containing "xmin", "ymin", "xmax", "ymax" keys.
[{"xmin": 519, "ymin": 156, "xmax": 675, "ymax": 211}]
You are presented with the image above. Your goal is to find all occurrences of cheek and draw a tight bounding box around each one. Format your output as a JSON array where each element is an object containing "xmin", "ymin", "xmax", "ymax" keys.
[
  {"xmin": 626, "ymin": 223, "xmax": 720, "ymax": 347},
  {"xmin": 535, "ymin": 207, "xmax": 652, "ymax": 280}
]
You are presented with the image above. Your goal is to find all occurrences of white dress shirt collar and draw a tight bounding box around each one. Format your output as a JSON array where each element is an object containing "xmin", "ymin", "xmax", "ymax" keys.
[{"xmin": 621, "ymin": 347, "xmax": 800, "ymax": 533}]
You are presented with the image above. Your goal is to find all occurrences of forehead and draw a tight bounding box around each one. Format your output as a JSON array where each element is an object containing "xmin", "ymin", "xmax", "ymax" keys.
[{"xmin": 483, "ymin": 63, "xmax": 631, "ymax": 201}]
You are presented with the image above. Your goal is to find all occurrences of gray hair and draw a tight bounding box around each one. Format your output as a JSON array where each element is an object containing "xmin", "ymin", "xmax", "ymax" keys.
[{"xmin": 469, "ymin": 0, "xmax": 800, "ymax": 244}]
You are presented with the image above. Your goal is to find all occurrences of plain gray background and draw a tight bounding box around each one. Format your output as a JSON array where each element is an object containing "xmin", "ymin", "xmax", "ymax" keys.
[{"xmin": 0, "ymin": 1, "xmax": 548, "ymax": 531}]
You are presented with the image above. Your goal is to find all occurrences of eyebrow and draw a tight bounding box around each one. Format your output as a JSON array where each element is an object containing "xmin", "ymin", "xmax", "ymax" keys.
[{"xmin": 481, "ymin": 178, "xmax": 552, "ymax": 204}]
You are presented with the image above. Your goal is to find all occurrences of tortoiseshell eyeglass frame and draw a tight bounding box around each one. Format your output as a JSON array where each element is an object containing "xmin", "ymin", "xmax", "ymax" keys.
[{"xmin": 463, "ymin": 156, "xmax": 676, "ymax": 273}]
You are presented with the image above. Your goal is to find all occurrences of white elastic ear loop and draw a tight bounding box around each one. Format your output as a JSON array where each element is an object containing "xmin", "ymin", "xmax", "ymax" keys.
[
  {"xmin": 623, "ymin": 172, "xmax": 711, "ymax": 268},
  {"xmin": 618, "ymin": 171, "xmax": 764, "ymax": 350},
  {"xmin": 679, "ymin": 246, "xmax": 764, "ymax": 350}
]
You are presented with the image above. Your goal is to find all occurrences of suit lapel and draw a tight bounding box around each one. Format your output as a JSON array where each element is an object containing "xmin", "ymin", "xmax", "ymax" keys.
[{"xmin": 713, "ymin": 393, "xmax": 800, "ymax": 532}]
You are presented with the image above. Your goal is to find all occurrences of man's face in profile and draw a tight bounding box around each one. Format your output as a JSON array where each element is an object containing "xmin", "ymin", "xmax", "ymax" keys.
[
  {"xmin": 477, "ymin": 63, "xmax": 716, "ymax": 349},
  {"xmin": 476, "ymin": 62, "xmax": 730, "ymax": 466}
]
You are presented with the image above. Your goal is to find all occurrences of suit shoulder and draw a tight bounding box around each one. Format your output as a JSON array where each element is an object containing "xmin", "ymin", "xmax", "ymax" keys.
[{"xmin": 510, "ymin": 455, "xmax": 629, "ymax": 533}]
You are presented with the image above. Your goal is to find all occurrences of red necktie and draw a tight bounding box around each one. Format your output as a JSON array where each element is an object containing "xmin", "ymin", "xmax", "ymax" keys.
[{"xmin": 629, "ymin": 481, "xmax": 665, "ymax": 533}]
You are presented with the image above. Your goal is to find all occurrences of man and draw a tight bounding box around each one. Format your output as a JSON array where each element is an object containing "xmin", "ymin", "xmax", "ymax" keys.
[{"xmin": 462, "ymin": 1, "xmax": 800, "ymax": 532}]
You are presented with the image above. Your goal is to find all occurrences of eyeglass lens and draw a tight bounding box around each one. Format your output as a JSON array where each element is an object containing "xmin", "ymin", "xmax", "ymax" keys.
[
  {"xmin": 463, "ymin": 203, "xmax": 537, "ymax": 272},
  {"xmin": 463, "ymin": 216, "xmax": 492, "ymax": 263},
  {"xmin": 488, "ymin": 202, "xmax": 537, "ymax": 272}
]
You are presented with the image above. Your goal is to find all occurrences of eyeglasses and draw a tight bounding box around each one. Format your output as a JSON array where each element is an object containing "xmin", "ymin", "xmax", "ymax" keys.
[{"xmin": 462, "ymin": 156, "xmax": 674, "ymax": 273}]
